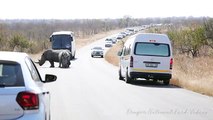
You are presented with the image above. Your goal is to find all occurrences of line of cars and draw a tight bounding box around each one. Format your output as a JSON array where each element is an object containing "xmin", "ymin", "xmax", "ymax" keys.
[
  {"xmin": 91, "ymin": 37, "xmax": 117, "ymax": 58},
  {"xmin": 90, "ymin": 27, "xmax": 144, "ymax": 58}
]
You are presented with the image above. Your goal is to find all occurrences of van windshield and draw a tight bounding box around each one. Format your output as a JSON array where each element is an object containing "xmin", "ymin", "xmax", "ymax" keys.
[
  {"xmin": 134, "ymin": 42, "xmax": 170, "ymax": 57},
  {"xmin": 52, "ymin": 35, "xmax": 72, "ymax": 49}
]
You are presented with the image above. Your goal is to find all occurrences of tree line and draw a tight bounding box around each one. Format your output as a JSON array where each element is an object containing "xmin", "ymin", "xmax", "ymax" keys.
[
  {"xmin": 167, "ymin": 18, "xmax": 213, "ymax": 57},
  {"xmin": 0, "ymin": 17, "xmax": 212, "ymax": 55}
]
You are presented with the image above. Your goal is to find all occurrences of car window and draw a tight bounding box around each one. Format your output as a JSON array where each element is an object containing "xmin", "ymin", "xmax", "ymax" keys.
[
  {"xmin": 134, "ymin": 42, "xmax": 170, "ymax": 57},
  {"xmin": 0, "ymin": 61, "xmax": 24, "ymax": 87},
  {"xmin": 93, "ymin": 47, "xmax": 102, "ymax": 50},
  {"xmin": 25, "ymin": 57, "xmax": 41, "ymax": 82}
]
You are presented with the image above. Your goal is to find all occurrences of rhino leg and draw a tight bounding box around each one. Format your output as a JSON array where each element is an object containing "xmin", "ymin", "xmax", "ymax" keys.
[{"xmin": 49, "ymin": 60, "xmax": 55, "ymax": 68}]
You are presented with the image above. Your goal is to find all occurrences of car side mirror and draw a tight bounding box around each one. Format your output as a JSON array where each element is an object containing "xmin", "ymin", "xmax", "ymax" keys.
[{"xmin": 43, "ymin": 74, "xmax": 57, "ymax": 83}]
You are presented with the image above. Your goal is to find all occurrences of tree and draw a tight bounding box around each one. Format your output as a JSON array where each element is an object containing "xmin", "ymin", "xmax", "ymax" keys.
[
  {"xmin": 167, "ymin": 26, "xmax": 206, "ymax": 57},
  {"xmin": 204, "ymin": 18, "xmax": 213, "ymax": 49},
  {"xmin": 9, "ymin": 34, "xmax": 30, "ymax": 52}
]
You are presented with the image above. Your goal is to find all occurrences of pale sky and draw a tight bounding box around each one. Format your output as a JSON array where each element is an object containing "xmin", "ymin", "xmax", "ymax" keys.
[{"xmin": 0, "ymin": 0, "xmax": 212, "ymax": 19}]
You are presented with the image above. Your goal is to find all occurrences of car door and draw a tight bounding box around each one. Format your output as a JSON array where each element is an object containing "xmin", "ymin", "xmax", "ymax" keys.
[
  {"xmin": 120, "ymin": 47, "xmax": 129, "ymax": 77},
  {"xmin": 25, "ymin": 57, "xmax": 50, "ymax": 119}
]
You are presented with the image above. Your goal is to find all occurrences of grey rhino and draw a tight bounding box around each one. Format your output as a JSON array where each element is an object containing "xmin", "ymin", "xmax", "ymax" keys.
[
  {"xmin": 38, "ymin": 49, "xmax": 71, "ymax": 68},
  {"xmin": 59, "ymin": 50, "xmax": 71, "ymax": 68}
]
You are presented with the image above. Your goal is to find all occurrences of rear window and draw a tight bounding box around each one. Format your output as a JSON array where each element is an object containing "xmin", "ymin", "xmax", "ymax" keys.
[
  {"xmin": 52, "ymin": 35, "xmax": 72, "ymax": 49},
  {"xmin": 134, "ymin": 42, "xmax": 170, "ymax": 57},
  {"xmin": 0, "ymin": 61, "xmax": 24, "ymax": 87}
]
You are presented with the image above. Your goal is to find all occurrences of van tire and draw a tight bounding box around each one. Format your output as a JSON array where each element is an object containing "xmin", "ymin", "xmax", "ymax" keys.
[
  {"xmin": 125, "ymin": 70, "xmax": 132, "ymax": 83},
  {"xmin": 119, "ymin": 68, "xmax": 124, "ymax": 80},
  {"xmin": 163, "ymin": 80, "xmax": 170, "ymax": 85}
]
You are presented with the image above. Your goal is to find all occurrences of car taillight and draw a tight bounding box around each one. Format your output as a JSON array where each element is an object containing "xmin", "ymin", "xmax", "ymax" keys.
[
  {"xmin": 170, "ymin": 58, "xmax": 173, "ymax": 69},
  {"xmin": 16, "ymin": 91, "xmax": 39, "ymax": 110},
  {"xmin": 130, "ymin": 56, "xmax": 133, "ymax": 67}
]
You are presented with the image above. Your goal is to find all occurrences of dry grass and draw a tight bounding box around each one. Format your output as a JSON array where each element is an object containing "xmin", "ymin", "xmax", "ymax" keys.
[
  {"xmin": 105, "ymin": 41, "xmax": 124, "ymax": 66},
  {"xmin": 105, "ymin": 45, "xmax": 213, "ymax": 96},
  {"xmin": 171, "ymin": 55, "xmax": 213, "ymax": 96}
]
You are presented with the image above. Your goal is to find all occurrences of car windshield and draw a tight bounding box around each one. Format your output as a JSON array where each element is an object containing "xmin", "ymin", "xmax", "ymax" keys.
[
  {"xmin": 0, "ymin": 61, "xmax": 24, "ymax": 87},
  {"xmin": 134, "ymin": 42, "xmax": 170, "ymax": 57},
  {"xmin": 93, "ymin": 47, "xmax": 103, "ymax": 50},
  {"xmin": 52, "ymin": 35, "xmax": 72, "ymax": 49}
]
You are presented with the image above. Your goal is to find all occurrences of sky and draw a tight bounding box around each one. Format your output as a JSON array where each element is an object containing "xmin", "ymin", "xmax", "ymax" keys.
[{"xmin": 0, "ymin": 0, "xmax": 213, "ymax": 19}]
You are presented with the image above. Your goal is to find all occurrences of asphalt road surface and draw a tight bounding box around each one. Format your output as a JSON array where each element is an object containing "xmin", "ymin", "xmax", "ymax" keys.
[{"xmin": 38, "ymin": 37, "xmax": 213, "ymax": 120}]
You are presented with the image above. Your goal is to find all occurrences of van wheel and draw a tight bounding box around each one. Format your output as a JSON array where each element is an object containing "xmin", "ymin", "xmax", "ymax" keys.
[
  {"xmin": 119, "ymin": 68, "xmax": 124, "ymax": 80},
  {"xmin": 125, "ymin": 70, "xmax": 132, "ymax": 83},
  {"xmin": 163, "ymin": 80, "xmax": 170, "ymax": 85}
]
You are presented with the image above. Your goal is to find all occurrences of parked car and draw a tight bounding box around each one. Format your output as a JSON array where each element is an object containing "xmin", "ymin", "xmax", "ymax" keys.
[
  {"xmin": 0, "ymin": 51, "xmax": 57, "ymax": 120},
  {"xmin": 91, "ymin": 47, "xmax": 104, "ymax": 58},
  {"xmin": 116, "ymin": 34, "xmax": 124, "ymax": 39},
  {"xmin": 105, "ymin": 39, "xmax": 113, "ymax": 47},
  {"xmin": 111, "ymin": 37, "xmax": 117, "ymax": 44},
  {"xmin": 118, "ymin": 33, "xmax": 173, "ymax": 85}
]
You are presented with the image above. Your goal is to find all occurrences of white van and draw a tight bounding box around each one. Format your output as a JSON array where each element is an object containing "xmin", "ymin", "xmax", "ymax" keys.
[
  {"xmin": 118, "ymin": 33, "xmax": 173, "ymax": 85},
  {"xmin": 50, "ymin": 31, "xmax": 76, "ymax": 59}
]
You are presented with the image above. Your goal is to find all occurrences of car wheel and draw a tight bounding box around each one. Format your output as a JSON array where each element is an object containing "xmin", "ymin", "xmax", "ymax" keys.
[
  {"xmin": 125, "ymin": 70, "xmax": 132, "ymax": 83},
  {"xmin": 163, "ymin": 80, "xmax": 170, "ymax": 85},
  {"xmin": 101, "ymin": 55, "xmax": 103, "ymax": 58},
  {"xmin": 119, "ymin": 68, "xmax": 124, "ymax": 80},
  {"xmin": 91, "ymin": 55, "xmax": 93, "ymax": 57}
]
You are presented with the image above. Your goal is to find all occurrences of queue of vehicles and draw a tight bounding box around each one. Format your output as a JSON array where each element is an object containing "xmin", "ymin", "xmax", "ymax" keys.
[{"xmin": 0, "ymin": 26, "xmax": 173, "ymax": 120}]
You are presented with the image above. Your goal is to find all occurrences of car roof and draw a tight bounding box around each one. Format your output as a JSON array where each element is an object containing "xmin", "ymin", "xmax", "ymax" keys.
[
  {"xmin": 52, "ymin": 31, "xmax": 74, "ymax": 36},
  {"xmin": 0, "ymin": 51, "xmax": 28, "ymax": 63},
  {"xmin": 133, "ymin": 33, "xmax": 170, "ymax": 44}
]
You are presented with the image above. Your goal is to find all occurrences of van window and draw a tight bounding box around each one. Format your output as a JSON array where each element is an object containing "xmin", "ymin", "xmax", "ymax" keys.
[
  {"xmin": 0, "ymin": 61, "xmax": 24, "ymax": 87},
  {"xmin": 134, "ymin": 42, "xmax": 170, "ymax": 57}
]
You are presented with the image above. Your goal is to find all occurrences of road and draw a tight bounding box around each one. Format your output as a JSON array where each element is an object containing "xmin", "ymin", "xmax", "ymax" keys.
[{"xmin": 38, "ymin": 37, "xmax": 213, "ymax": 120}]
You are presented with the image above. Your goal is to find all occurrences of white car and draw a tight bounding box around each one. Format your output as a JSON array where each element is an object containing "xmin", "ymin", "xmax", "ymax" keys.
[
  {"xmin": 105, "ymin": 40, "xmax": 113, "ymax": 47},
  {"xmin": 91, "ymin": 47, "xmax": 104, "ymax": 58},
  {"xmin": 0, "ymin": 51, "xmax": 57, "ymax": 120}
]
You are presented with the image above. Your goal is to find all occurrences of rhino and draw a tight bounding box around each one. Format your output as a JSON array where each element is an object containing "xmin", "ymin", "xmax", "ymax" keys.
[
  {"xmin": 38, "ymin": 49, "xmax": 71, "ymax": 68},
  {"xmin": 59, "ymin": 50, "xmax": 71, "ymax": 68}
]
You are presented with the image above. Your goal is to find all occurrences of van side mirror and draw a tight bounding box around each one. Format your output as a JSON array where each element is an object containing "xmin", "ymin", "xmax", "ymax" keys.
[
  {"xmin": 49, "ymin": 37, "xmax": 53, "ymax": 42},
  {"xmin": 117, "ymin": 51, "xmax": 122, "ymax": 56}
]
